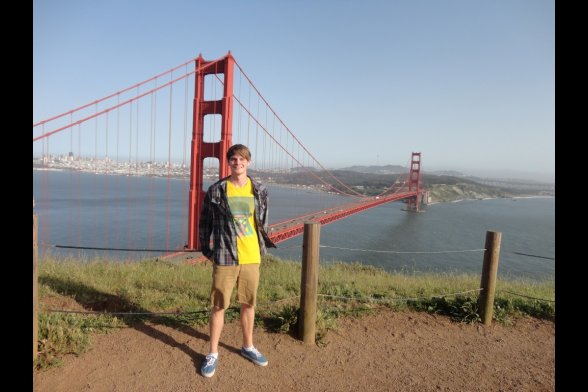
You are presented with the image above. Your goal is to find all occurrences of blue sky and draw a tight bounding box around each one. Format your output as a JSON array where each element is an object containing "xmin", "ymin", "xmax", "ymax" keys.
[{"xmin": 33, "ymin": 0, "xmax": 554, "ymax": 181}]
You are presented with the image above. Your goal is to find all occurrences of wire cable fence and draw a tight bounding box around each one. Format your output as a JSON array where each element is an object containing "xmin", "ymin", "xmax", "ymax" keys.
[
  {"xmin": 320, "ymin": 244, "xmax": 487, "ymax": 254},
  {"xmin": 498, "ymin": 290, "xmax": 555, "ymax": 303},
  {"xmin": 36, "ymin": 226, "xmax": 554, "ymax": 342},
  {"xmin": 42, "ymin": 288, "xmax": 486, "ymax": 319},
  {"xmin": 320, "ymin": 244, "xmax": 554, "ymax": 262},
  {"xmin": 511, "ymin": 251, "xmax": 555, "ymax": 261},
  {"xmin": 39, "ymin": 238, "xmax": 555, "ymax": 319},
  {"xmin": 317, "ymin": 288, "xmax": 483, "ymax": 303},
  {"xmin": 39, "ymin": 241, "xmax": 555, "ymax": 264}
]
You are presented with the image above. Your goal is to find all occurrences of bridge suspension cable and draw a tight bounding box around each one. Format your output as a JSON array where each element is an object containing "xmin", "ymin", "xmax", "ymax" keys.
[
  {"xmin": 33, "ymin": 57, "xmax": 198, "ymax": 128},
  {"xmin": 32, "ymin": 55, "xmax": 231, "ymax": 142},
  {"xmin": 233, "ymin": 59, "xmax": 369, "ymax": 198}
]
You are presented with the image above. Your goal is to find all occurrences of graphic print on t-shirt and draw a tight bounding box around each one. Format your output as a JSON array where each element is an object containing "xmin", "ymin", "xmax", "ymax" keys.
[{"xmin": 228, "ymin": 198, "xmax": 254, "ymax": 238}]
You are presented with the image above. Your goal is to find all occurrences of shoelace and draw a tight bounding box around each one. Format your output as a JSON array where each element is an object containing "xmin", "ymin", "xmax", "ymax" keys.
[
  {"xmin": 245, "ymin": 347, "xmax": 262, "ymax": 358},
  {"xmin": 205, "ymin": 356, "xmax": 217, "ymax": 366}
]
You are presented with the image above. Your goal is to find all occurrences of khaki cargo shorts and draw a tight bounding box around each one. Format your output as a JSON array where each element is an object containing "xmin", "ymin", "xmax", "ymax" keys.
[{"xmin": 210, "ymin": 264, "xmax": 260, "ymax": 309}]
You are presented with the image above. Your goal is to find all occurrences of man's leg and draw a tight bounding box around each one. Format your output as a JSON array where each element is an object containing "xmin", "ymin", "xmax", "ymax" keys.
[
  {"xmin": 208, "ymin": 265, "xmax": 239, "ymax": 353},
  {"xmin": 201, "ymin": 305, "xmax": 225, "ymax": 377},
  {"xmin": 209, "ymin": 306, "xmax": 225, "ymax": 354},
  {"xmin": 239, "ymin": 301, "xmax": 268, "ymax": 366},
  {"xmin": 236, "ymin": 264, "xmax": 267, "ymax": 366},
  {"xmin": 240, "ymin": 303, "xmax": 254, "ymax": 348},
  {"xmin": 236, "ymin": 264, "xmax": 260, "ymax": 348}
]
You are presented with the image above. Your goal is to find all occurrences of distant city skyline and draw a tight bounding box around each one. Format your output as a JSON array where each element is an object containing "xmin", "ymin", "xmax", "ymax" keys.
[
  {"xmin": 33, "ymin": 0, "xmax": 554, "ymax": 182},
  {"xmin": 33, "ymin": 152, "xmax": 554, "ymax": 184}
]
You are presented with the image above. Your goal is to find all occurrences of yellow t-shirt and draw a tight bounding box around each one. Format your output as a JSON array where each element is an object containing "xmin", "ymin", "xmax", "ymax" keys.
[{"xmin": 227, "ymin": 179, "xmax": 261, "ymax": 264}]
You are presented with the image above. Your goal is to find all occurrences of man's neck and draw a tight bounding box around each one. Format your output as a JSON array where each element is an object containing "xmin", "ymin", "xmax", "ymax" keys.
[{"xmin": 229, "ymin": 173, "xmax": 249, "ymax": 187}]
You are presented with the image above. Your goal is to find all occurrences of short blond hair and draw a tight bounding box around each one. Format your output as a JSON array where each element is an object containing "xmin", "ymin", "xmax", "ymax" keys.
[{"xmin": 226, "ymin": 144, "xmax": 251, "ymax": 161}]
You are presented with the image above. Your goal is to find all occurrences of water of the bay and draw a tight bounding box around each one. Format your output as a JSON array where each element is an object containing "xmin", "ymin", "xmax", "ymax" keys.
[{"xmin": 33, "ymin": 170, "xmax": 554, "ymax": 282}]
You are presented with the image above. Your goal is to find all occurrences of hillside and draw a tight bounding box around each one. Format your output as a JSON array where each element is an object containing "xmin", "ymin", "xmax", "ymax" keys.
[
  {"xmin": 427, "ymin": 182, "xmax": 508, "ymax": 202},
  {"xmin": 340, "ymin": 164, "xmax": 406, "ymax": 174},
  {"xmin": 251, "ymin": 168, "xmax": 554, "ymax": 202}
]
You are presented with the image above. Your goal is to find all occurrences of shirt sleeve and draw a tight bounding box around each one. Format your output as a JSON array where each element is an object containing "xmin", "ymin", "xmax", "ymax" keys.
[
  {"xmin": 199, "ymin": 190, "xmax": 214, "ymax": 259},
  {"xmin": 259, "ymin": 188, "xmax": 276, "ymax": 248},
  {"xmin": 260, "ymin": 190, "xmax": 269, "ymax": 232}
]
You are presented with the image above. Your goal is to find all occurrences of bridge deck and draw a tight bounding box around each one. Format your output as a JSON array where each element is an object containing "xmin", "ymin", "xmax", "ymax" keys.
[
  {"xmin": 166, "ymin": 190, "xmax": 418, "ymax": 263},
  {"xmin": 268, "ymin": 191, "xmax": 416, "ymax": 244}
]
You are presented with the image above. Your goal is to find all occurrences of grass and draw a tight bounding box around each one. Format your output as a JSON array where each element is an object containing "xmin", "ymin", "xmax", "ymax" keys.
[{"xmin": 34, "ymin": 254, "xmax": 555, "ymax": 370}]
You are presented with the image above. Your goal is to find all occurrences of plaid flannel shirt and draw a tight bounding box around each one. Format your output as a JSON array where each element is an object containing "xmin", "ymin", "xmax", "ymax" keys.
[{"xmin": 199, "ymin": 176, "xmax": 276, "ymax": 265}]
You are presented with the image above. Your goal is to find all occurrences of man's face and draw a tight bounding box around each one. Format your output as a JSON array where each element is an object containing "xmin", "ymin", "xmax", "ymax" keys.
[{"xmin": 229, "ymin": 154, "xmax": 250, "ymax": 175}]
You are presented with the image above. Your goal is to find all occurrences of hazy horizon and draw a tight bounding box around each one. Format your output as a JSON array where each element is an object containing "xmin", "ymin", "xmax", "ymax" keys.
[{"xmin": 33, "ymin": 153, "xmax": 554, "ymax": 184}]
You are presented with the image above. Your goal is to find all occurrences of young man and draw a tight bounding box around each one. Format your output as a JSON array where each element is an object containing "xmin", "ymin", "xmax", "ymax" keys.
[{"xmin": 199, "ymin": 144, "xmax": 276, "ymax": 378}]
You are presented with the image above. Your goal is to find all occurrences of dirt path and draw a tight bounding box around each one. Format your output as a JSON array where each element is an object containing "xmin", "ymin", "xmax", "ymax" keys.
[{"xmin": 34, "ymin": 310, "xmax": 554, "ymax": 392}]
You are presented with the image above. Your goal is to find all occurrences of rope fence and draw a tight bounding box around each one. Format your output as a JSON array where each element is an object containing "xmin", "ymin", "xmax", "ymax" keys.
[
  {"xmin": 35, "ymin": 225, "xmax": 553, "ymax": 356},
  {"xmin": 318, "ymin": 288, "xmax": 483, "ymax": 303},
  {"xmin": 42, "ymin": 285, "xmax": 554, "ymax": 322},
  {"xmin": 40, "ymin": 287, "xmax": 506, "ymax": 319},
  {"xmin": 511, "ymin": 251, "xmax": 555, "ymax": 261},
  {"xmin": 41, "ymin": 242, "xmax": 555, "ymax": 262},
  {"xmin": 320, "ymin": 244, "xmax": 554, "ymax": 261},
  {"xmin": 42, "ymin": 290, "xmax": 459, "ymax": 317},
  {"xmin": 320, "ymin": 244, "xmax": 486, "ymax": 254},
  {"xmin": 43, "ymin": 309, "xmax": 208, "ymax": 316},
  {"xmin": 45, "ymin": 243, "xmax": 200, "ymax": 253},
  {"xmin": 499, "ymin": 290, "xmax": 555, "ymax": 303}
]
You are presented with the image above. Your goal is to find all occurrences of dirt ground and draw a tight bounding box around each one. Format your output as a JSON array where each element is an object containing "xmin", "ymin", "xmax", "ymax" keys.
[{"xmin": 34, "ymin": 309, "xmax": 554, "ymax": 392}]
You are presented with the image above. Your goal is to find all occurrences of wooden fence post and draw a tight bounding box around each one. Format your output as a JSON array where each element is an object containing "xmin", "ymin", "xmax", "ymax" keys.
[
  {"xmin": 299, "ymin": 222, "xmax": 320, "ymax": 344},
  {"xmin": 33, "ymin": 213, "xmax": 38, "ymax": 362},
  {"xmin": 478, "ymin": 230, "xmax": 502, "ymax": 326}
]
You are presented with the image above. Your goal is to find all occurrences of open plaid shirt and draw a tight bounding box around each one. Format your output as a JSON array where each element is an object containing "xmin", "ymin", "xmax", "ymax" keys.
[{"xmin": 199, "ymin": 176, "xmax": 276, "ymax": 265}]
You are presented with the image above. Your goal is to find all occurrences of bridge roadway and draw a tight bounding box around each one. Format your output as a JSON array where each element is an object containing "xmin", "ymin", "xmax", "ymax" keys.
[
  {"xmin": 267, "ymin": 191, "xmax": 417, "ymax": 244},
  {"xmin": 166, "ymin": 190, "xmax": 417, "ymax": 263}
]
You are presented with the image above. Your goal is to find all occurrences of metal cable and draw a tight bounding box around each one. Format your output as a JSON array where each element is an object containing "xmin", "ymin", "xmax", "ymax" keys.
[
  {"xmin": 500, "ymin": 290, "xmax": 555, "ymax": 303},
  {"xmin": 318, "ymin": 288, "xmax": 483, "ymax": 303},
  {"xmin": 511, "ymin": 252, "xmax": 555, "ymax": 261},
  {"xmin": 52, "ymin": 244, "xmax": 199, "ymax": 252},
  {"xmin": 44, "ymin": 309, "xmax": 208, "ymax": 316},
  {"xmin": 42, "ymin": 289, "xmax": 484, "ymax": 318},
  {"xmin": 43, "ymin": 288, "xmax": 555, "ymax": 318},
  {"xmin": 320, "ymin": 244, "xmax": 486, "ymax": 254}
]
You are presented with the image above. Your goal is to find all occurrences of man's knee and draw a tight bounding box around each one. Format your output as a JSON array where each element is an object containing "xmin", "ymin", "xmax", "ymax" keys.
[{"xmin": 211, "ymin": 306, "xmax": 225, "ymax": 316}]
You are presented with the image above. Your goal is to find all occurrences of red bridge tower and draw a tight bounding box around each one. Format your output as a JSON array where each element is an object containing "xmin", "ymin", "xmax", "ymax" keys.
[
  {"xmin": 406, "ymin": 152, "xmax": 422, "ymax": 212},
  {"xmin": 186, "ymin": 53, "xmax": 234, "ymax": 250}
]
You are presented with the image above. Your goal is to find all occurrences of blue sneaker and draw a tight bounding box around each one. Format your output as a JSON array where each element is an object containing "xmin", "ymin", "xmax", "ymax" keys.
[
  {"xmin": 240, "ymin": 346, "xmax": 268, "ymax": 366},
  {"xmin": 201, "ymin": 354, "xmax": 218, "ymax": 377}
]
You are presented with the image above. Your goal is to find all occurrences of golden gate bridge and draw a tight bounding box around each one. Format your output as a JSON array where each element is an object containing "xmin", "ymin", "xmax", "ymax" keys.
[{"xmin": 32, "ymin": 52, "xmax": 428, "ymax": 257}]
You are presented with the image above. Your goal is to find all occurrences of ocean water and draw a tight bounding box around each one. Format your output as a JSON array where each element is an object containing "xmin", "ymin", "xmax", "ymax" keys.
[
  {"xmin": 33, "ymin": 170, "xmax": 554, "ymax": 281},
  {"xmin": 272, "ymin": 195, "xmax": 555, "ymax": 281}
]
